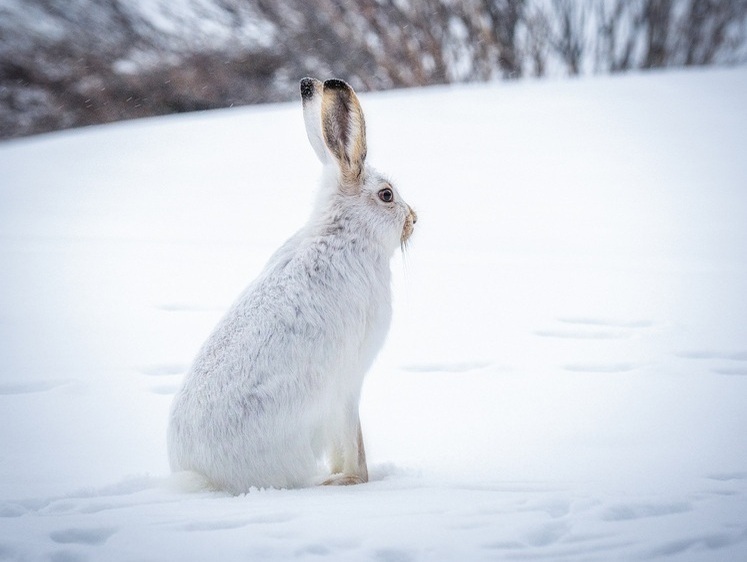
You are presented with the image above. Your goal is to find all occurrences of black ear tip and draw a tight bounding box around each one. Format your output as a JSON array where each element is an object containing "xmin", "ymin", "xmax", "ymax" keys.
[
  {"xmin": 300, "ymin": 78, "xmax": 317, "ymax": 100},
  {"xmin": 323, "ymin": 78, "xmax": 352, "ymax": 92}
]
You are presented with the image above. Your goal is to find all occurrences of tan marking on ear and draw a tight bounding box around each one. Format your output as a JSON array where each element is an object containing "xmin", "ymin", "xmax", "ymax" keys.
[{"xmin": 321, "ymin": 79, "xmax": 367, "ymax": 191}]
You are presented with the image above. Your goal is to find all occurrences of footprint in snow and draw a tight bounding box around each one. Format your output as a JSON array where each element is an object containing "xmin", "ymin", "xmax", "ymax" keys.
[
  {"xmin": 676, "ymin": 350, "xmax": 747, "ymax": 375},
  {"xmin": 0, "ymin": 503, "xmax": 26, "ymax": 517},
  {"xmin": 50, "ymin": 527, "xmax": 117, "ymax": 545},
  {"xmin": 141, "ymin": 365, "xmax": 186, "ymax": 394},
  {"xmin": 535, "ymin": 317, "xmax": 652, "ymax": 341},
  {"xmin": 0, "ymin": 380, "xmax": 71, "ymax": 395},
  {"xmin": 373, "ymin": 548, "xmax": 416, "ymax": 562},
  {"xmin": 295, "ymin": 544, "xmax": 332, "ymax": 556},
  {"xmin": 50, "ymin": 550, "xmax": 87, "ymax": 562},
  {"xmin": 522, "ymin": 498, "xmax": 571, "ymax": 519},
  {"xmin": 676, "ymin": 350, "xmax": 747, "ymax": 361},
  {"xmin": 180, "ymin": 519, "xmax": 252, "ymax": 532},
  {"xmin": 712, "ymin": 366, "xmax": 747, "ymax": 376},
  {"xmin": 563, "ymin": 362, "xmax": 640, "ymax": 374},
  {"xmin": 400, "ymin": 361, "xmax": 493, "ymax": 374},
  {"xmin": 707, "ymin": 471, "xmax": 747, "ymax": 482},
  {"xmin": 533, "ymin": 328, "xmax": 631, "ymax": 340},
  {"xmin": 155, "ymin": 302, "xmax": 224, "ymax": 312},
  {"xmin": 600, "ymin": 502, "xmax": 691, "ymax": 521},
  {"xmin": 150, "ymin": 384, "xmax": 180, "ymax": 395},
  {"xmin": 0, "ymin": 546, "xmax": 15, "ymax": 560},
  {"xmin": 558, "ymin": 317, "xmax": 654, "ymax": 329},
  {"xmin": 647, "ymin": 531, "xmax": 747, "ymax": 557},
  {"xmin": 295, "ymin": 539, "xmax": 363, "ymax": 558},
  {"xmin": 483, "ymin": 523, "xmax": 572, "ymax": 550},
  {"xmin": 140, "ymin": 363, "xmax": 186, "ymax": 377},
  {"xmin": 522, "ymin": 520, "xmax": 571, "ymax": 547}
]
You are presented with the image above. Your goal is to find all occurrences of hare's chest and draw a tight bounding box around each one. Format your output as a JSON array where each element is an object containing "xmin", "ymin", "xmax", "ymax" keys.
[{"xmin": 357, "ymin": 281, "xmax": 392, "ymax": 370}]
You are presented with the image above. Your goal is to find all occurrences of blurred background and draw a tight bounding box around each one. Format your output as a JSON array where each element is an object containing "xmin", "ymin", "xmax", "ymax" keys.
[{"xmin": 1, "ymin": 0, "xmax": 746, "ymax": 141}]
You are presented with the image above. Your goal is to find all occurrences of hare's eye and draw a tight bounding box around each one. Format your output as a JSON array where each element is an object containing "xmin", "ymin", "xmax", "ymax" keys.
[{"xmin": 378, "ymin": 188, "xmax": 394, "ymax": 203}]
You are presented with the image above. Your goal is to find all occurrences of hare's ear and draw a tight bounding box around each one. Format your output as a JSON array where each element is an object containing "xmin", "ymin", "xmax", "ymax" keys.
[
  {"xmin": 321, "ymin": 79, "xmax": 367, "ymax": 189},
  {"xmin": 301, "ymin": 77, "xmax": 332, "ymax": 165}
]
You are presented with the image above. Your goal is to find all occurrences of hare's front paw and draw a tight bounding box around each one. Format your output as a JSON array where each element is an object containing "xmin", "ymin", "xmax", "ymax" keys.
[{"xmin": 322, "ymin": 474, "xmax": 367, "ymax": 486}]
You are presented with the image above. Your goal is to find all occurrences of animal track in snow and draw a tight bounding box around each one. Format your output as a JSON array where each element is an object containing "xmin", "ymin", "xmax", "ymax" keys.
[
  {"xmin": 712, "ymin": 367, "xmax": 747, "ymax": 376},
  {"xmin": 400, "ymin": 361, "xmax": 493, "ymax": 374},
  {"xmin": 141, "ymin": 363, "xmax": 186, "ymax": 377},
  {"xmin": 558, "ymin": 317, "xmax": 654, "ymax": 329},
  {"xmin": 49, "ymin": 527, "xmax": 117, "ymax": 545},
  {"xmin": 50, "ymin": 550, "xmax": 87, "ymax": 562},
  {"xmin": 180, "ymin": 519, "xmax": 252, "ymax": 532},
  {"xmin": 0, "ymin": 545, "xmax": 20, "ymax": 561},
  {"xmin": 522, "ymin": 520, "xmax": 571, "ymax": 547},
  {"xmin": 373, "ymin": 548, "xmax": 416, "ymax": 562},
  {"xmin": 707, "ymin": 471, "xmax": 747, "ymax": 482},
  {"xmin": 522, "ymin": 498, "xmax": 572, "ymax": 519},
  {"xmin": 155, "ymin": 302, "xmax": 225, "ymax": 312},
  {"xmin": 295, "ymin": 544, "xmax": 332, "ymax": 556},
  {"xmin": 295, "ymin": 537, "xmax": 361, "ymax": 557},
  {"xmin": 600, "ymin": 502, "xmax": 691, "ymax": 521},
  {"xmin": 150, "ymin": 384, "xmax": 179, "ymax": 395},
  {"xmin": 647, "ymin": 531, "xmax": 747, "ymax": 557},
  {"xmin": 676, "ymin": 350, "xmax": 747, "ymax": 375},
  {"xmin": 563, "ymin": 363, "xmax": 640, "ymax": 373},
  {"xmin": 26, "ymin": 476, "xmax": 163, "ymax": 517},
  {"xmin": 534, "ymin": 317, "xmax": 652, "ymax": 341},
  {"xmin": 0, "ymin": 502, "xmax": 26, "ymax": 517},
  {"xmin": 677, "ymin": 350, "xmax": 747, "ymax": 361},
  {"xmin": 533, "ymin": 328, "xmax": 631, "ymax": 340},
  {"xmin": 141, "ymin": 364, "xmax": 185, "ymax": 394},
  {"xmin": 484, "ymin": 533, "xmax": 640, "ymax": 559},
  {"xmin": 0, "ymin": 379, "xmax": 71, "ymax": 395}
]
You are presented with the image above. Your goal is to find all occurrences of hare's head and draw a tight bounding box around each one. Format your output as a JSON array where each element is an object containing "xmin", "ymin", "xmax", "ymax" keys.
[{"xmin": 301, "ymin": 78, "xmax": 416, "ymax": 252}]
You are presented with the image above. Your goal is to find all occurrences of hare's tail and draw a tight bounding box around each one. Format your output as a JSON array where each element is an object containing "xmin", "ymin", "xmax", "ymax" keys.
[{"xmin": 166, "ymin": 470, "xmax": 214, "ymax": 493}]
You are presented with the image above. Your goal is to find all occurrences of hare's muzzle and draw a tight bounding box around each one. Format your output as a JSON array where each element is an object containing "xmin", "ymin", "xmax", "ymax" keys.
[{"xmin": 402, "ymin": 207, "xmax": 417, "ymax": 243}]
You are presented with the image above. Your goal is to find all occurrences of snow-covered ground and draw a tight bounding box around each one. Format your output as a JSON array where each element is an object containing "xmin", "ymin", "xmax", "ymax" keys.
[{"xmin": 1, "ymin": 67, "xmax": 746, "ymax": 561}]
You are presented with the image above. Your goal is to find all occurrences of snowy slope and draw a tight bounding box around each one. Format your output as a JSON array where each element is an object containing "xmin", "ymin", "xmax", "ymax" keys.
[{"xmin": 1, "ymin": 67, "xmax": 747, "ymax": 561}]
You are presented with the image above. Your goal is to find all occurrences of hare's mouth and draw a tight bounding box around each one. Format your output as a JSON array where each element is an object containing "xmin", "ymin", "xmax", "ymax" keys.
[{"xmin": 401, "ymin": 208, "xmax": 417, "ymax": 244}]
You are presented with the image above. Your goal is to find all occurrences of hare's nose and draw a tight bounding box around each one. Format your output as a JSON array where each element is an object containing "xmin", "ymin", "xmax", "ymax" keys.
[{"xmin": 410, "ymin": 208, "xmax": 418, "ymax": 224}]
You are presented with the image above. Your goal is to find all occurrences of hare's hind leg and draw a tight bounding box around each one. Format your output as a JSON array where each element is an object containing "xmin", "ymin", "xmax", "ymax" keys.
[
  {"xmin": 322, "ymin": 418, "xmax": 368, "ymax": 486},
  {"xmin": 355, "ymin": 421, "xmax": 369, "ymax": 482}
]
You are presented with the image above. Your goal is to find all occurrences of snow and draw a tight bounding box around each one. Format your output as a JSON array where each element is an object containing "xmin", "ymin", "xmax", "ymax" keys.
[{"xmin": 1, "ymin": 67, "xmax": 747, "ymax": 561}]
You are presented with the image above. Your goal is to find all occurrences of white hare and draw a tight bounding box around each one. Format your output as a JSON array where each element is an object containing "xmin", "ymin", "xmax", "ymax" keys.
[{"xmin": 167, "ymin": 78, "xmax": 416, "ymax": 492}]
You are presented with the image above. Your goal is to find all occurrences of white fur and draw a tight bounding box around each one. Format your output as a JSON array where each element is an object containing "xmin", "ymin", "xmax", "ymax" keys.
[{"xmin": 167, "ymin": 78, "xmax": 415, "ymax": 493}]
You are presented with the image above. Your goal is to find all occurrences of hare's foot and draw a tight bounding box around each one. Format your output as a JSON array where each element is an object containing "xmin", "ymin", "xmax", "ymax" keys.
[
  {"xmin": 324, "ymin": 415, "xmax": 369, "ymax": 487},
  {"xmin": 322, "ymin": 473, "xmax": 367, "ymax": 486}
]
